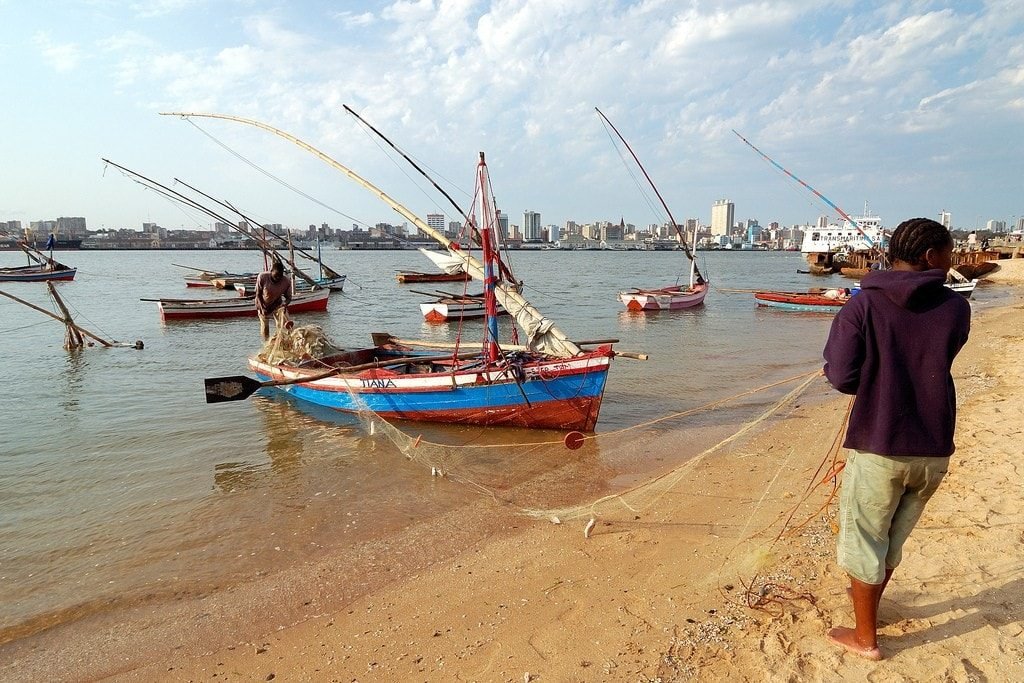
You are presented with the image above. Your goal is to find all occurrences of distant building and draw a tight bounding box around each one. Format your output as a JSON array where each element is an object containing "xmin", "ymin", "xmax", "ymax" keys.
[
  {"xmin": 939, "ymin": 211, "xmax": 952, "ymax": 229},
  {"xmin": 987, "ymin": 219, "xmax": 1006, "ymax": 233},
  {"xmin": 523, "ymin": 210, "xmax": 541, "ymax": 242},
  {"xmin": 426, "ymin": 212, "xmax": 445, "ymax": 237},
  {"xmin": 711, "ymin": 200, "xmax": 734, "ymax": 237},
  {"xmin": 497, "ymin": 211, "xmax": 509, "ymax": 239},
  {"xmin": 816, "ymin": 215, "xmax": 829, "ymax": 229}
]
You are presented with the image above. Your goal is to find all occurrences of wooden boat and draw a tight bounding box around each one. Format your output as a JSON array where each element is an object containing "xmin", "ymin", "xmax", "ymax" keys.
[
  {"xmin": 397, "ymin": 270, "xmax": 471, "ymax": 284},
  {"xmin": 754, "ymin": 289, "xmax": 851, "ymax": 313},
  {"xmin": 182, "ymin": 110, "xmax": 620, "ymax": 431},
  {"xmin": 0, "ymin": 263, "xmax": 77, "ymax": 282},
  {"xmin": 183, "ymin": 270, "xmax": 256, "ymax": 287},
  {"xmin": 596, "ymin": 108, "xmax": 708, "ymax": 311},
  {"xmin": 419, "ymin": 292, "xmax": 511, "ymax": 322},
  {"xmin": 946, "ymin": 280, "xmax": 977, "ymax": 298},
  {"xmin": 1, "ymin": 243, "xmax": 76, "ymax": 282},
  {"xmin": 619, "ymin": 282, "xmax": 710, "ymax": 311},
  {"xmin": 234, "ymin": 274, "xmax": 347, "ymax": 296},
  {"xmin": 156, "ymin": 288, "xmax": 329, "ymax": 321}
]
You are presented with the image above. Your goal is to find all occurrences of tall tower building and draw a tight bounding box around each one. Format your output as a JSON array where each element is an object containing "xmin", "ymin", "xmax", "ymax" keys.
[
  {"xmin": 939, "ymin": 210, "xmax": 952, "ymax": 229},
  {"xmin": 497, "ymin": 211, "xmax": 509, "ymax": 239},
  {"xmin": 710, "ymin": 200, "xmax": 734, "ymax": 237},
  {"xmin": 425, "ymin": 213, "xmax": 445, "ymax": 237},
  {"xmin": 523, "ymin": 210, "xmax": 541, "ymax": 242}
]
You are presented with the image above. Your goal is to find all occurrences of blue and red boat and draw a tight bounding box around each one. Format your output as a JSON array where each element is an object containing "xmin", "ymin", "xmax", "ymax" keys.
[{"xmin": 229, "ymin": 146, "xmax": 617, "ymax": 431}]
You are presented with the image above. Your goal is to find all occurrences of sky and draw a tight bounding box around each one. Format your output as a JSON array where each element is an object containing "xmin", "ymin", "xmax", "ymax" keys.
[{"xmin": 1, "ymin": 0, "xmax": 1022, "ymax": 234}]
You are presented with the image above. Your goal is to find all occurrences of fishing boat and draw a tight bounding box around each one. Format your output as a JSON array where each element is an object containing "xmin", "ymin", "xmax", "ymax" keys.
[
  {"xmin": 0, "ymin": 243, "xmax": 77, "ymax": 282},
  {"xmin": 618, "ymin": 282, "xmax": 710, "ymax": 312},
  {"xmin": 418, "ymin": 292, "xmax": 511, "ymax": 322},
  {"xmin": 596, "ymin": 108, "xmax": 708, "ymax": 311},
  {"xmin": 397, "ymin": 270, "xmax": 468, "ymax": 282},
  {"xmin": 155, "ymin": 288, "xmax": 329, "ymax": 321},
  {"xmin": 182, "ymin": 109, "xmax": 623, "ymax": 431},
  {"xmin": 754, "ymin": 289, "xmax": 851, "ymax": 313},
  {"xmin": 234, "ymin": 274, "xmax": 347, "ymax": 296}
]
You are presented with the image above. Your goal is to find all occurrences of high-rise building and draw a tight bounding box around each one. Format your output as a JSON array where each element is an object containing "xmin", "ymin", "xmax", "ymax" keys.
[
  {"xmin": 939, "ymin": 210, "xmax": 952, "ymax": 229},
  {"xmin": 711, "ymin": 200, "xmax": 734, "ymax": 236},
  {"xmin": 523, "ymin": 210, "xmax": 541, "ymax": 242},
  {"xmin": 986, "ymin": 220, "xmax": 1006, "ymax": 233},
  {"xmin": 816, "ymin": 215, "xmax": 829, "ymax": 229},
  {"xmin": 57, "ymin": 216, "xmax": 87, "ymax": 238},
  {"xmin": 497, "ymin": 211, "xmax": 509, "ymax": 239},
  {"xmin": 425, "ymin": 213, "xmax": 445, "ymax": 237}
]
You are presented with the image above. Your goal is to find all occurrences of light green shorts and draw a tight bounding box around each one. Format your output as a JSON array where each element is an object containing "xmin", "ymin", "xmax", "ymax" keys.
[{"xmin": 837, "ymin": 449, "xmax": 950, "ymax": 585}]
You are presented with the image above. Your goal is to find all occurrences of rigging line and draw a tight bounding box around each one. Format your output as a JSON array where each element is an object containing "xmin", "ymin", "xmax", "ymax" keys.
[
  {"xmin": 183, "ymin": 118, "xmax": 372, "ymax": 229},
  {"xmin": 0, "ymin": 320, "xmax": 52, "ymax": 334},
  {"xmin": 600, "ymin": 123, "xmax": 667, "ymax": 224},
  {"xmin": 356, "ymin": 124, "xmax": 454, "ymax": 223},
  {"xmin": 343, "ymin": 105, "xmax": 475, "ymax": 224}
]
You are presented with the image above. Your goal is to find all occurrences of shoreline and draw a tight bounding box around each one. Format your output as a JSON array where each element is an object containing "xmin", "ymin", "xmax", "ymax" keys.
[{"xmin": 3, "ymin": 261, "xmax": 1023, "ymax": 681}]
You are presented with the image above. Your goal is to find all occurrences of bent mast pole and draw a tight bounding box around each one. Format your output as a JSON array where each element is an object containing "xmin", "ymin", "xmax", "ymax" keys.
[
  {"xmin": 730, "ymin": 129, "xmax": 874, "ymax": 247},
  {"xmin": 595, "ymin": 107, "xmax": 700, "ymax": 270},
  {"xmin": 160, "ymin": 111, "xmax": 581, "ymax": 357}
]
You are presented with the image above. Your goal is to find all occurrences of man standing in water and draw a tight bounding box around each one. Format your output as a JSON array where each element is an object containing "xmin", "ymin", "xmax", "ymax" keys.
[
  {"xmin": 254, "ymin": 260, "xmax": 293, "ymax": 338},
  {"xmin": 823, "ymin": 217, "xmax": 971, "ymax": 660}
]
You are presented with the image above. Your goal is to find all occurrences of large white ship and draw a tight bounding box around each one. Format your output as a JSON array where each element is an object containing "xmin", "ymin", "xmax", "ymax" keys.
[{"xmin": 801, "ymin": 208, "xmax": 887, "ymax": 274}]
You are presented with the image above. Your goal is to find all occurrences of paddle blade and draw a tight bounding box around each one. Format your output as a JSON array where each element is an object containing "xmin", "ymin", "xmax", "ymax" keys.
[
  {"xmin": 370, "ymin": 331, "xmax": 394, "ymax": 346},
  {"xmin": 204, "ymin": 375, "xmax": 265, "ymax": 403}
]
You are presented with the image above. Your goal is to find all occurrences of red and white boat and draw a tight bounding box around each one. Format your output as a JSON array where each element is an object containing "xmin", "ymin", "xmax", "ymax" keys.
[
  {"xmin": 619, "ymin": 281, "xmax": 709, "ymax": 311},
  {"xmin": 156, "ymin": 288, "xmax": 329, "ymax": 321},
  {"xmin": 754, "ymin": 289, "xmax": 850, "ymax": 313}
]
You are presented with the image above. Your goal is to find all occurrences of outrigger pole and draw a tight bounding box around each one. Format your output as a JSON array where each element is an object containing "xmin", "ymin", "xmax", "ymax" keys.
[
  {"xmin": 730, "ymin": 129, "xmax": 875, "ymax": 247},
  {"xmin": 0, "ymin": 286, "xmax": 142, "ymax": 349},
  {"xmin": 160, "ymin": 111, "xmax": 583, "ymax": 358}
]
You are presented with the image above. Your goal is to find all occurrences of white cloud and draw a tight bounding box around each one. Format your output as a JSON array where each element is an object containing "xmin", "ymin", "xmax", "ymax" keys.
[
  {"xmin": 334, "ymin": 11, "xmax": 376, "ymax": 28},
  {"xmin": 130, "ymin": 0, "xmax": 195, "ymax": 19},
  {"xmin": 33, "ymin": 32, "xmax": 82, "ymax": 73}
]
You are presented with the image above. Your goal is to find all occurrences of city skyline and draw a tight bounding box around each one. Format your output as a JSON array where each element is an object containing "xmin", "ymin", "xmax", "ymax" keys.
[{"xmin": 2, "ymin": 2, "xmax": 1022, "ymax": 234}]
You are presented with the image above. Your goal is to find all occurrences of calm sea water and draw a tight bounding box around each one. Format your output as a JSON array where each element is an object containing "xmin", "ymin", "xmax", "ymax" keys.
[{"xmin": 0, "ymin": 248, "xmax": 993, "ymax": 642}]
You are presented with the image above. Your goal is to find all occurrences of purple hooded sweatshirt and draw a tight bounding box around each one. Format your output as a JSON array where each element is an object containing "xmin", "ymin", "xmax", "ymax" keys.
[{"xmin": 823, "ymin": 268, "xmax": 971, "ymax": 457}]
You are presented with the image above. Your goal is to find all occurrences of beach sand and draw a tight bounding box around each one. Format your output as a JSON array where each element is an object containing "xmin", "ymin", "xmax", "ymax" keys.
[{"xmin": 4, "ymin": 259, "xmax": 1023, "ymax": 682}]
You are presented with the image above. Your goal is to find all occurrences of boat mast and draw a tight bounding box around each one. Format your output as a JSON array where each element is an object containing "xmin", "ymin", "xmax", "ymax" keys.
[
  {"xmin": 595, "ymin": 107, "xmax": 701, "ymax": 281},
  {"xmin": 476, "ymin": 153, "xmax": 501, "ymax": 362}
]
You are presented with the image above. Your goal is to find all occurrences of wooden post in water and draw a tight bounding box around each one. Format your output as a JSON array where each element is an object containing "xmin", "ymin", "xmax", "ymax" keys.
[{"xmin": 47, "ymin": 282, "xmax": 84, "ymax": 349}]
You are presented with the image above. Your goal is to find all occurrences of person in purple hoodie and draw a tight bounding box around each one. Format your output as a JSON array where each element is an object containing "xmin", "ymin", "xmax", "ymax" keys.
[{"xmin": 823, "ymin": 217, "xmax": 971, "ymax": 660}]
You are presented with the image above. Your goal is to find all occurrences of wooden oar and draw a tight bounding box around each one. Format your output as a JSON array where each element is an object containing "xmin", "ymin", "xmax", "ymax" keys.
[{"xmin": 205, "ymin": 351, "xmax": 480, "ymax": 403}]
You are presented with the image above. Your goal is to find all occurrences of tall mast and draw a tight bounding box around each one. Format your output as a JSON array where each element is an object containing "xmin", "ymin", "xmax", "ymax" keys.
[
  {"xmin": 160, "ymin": 111, "xmax": 582, "ymax": 357},
  {"xmin": 595, "ymin": 107, "xmax": 701, "ymax": 280},
  {"xmin": 477, "ymin": 153, "xmax": 500, "ymax": 362},
  {"xmin": 731, "ymin": 129, "xmax": 875, "ymax": 247}
]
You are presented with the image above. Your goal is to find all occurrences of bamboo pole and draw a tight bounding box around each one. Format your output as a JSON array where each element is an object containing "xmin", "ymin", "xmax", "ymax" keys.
[
  {"xmin": 47, "ymin": 282, "xmax": 83, "ymax": 349},
  {"xmin": 0, "ymin": 288, "xmax": 142, "ymax": 348}
]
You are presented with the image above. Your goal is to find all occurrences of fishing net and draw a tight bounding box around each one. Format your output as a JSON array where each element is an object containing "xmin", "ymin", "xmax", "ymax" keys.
[{"xmin": 256, "ymin": 324, "xmax": 344, "ymax": 365}]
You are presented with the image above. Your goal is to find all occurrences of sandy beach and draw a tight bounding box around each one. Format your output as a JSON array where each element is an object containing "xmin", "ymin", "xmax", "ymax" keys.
[{"xmin": 4, "ymin": 260, "xmax": 1023, "ymax": 682}]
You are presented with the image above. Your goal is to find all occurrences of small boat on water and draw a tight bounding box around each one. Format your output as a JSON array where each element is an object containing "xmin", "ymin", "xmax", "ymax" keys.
[
  {"xmin": 619, "ymin": 282, "xmax": 710, "ymax": 311},
  {"xmin": 596, "ymin": 108, "xmax": 708, "ymax": 312},
  {"xmin": 234, "ymin": 274, "xmax": 347, "ymax": 296},
  {"xmin": 754, "ymin": 289, "xmax": 851, "ymax": 313},
  {"xmin": 155, "ymin": 288, "xmax": 330, "ymax": 321},
  {"xmin": 419, "ymin": 292, "xmax": 510, "ymax": 322},
  {"xmin": 0, "ymin": 243, "xmax": 77, "ymax": 283},
  {"xmin": 397, "ymin": 270, "xmax": 471, "ymax": 284},
  {"xmin": 398, "ymin": 248, "xmax": 472, "ymax": 283}
]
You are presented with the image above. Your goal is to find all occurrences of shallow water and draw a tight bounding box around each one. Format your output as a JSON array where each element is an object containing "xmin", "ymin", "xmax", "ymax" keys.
[{"xmin": 0, "ymin": 248, "xmax": 996, "ymax": 641}]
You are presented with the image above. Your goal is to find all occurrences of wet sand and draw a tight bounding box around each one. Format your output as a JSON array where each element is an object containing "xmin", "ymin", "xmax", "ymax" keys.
[{"xmin": 4, "ymin": 259, "xmax": 1023, "ymax": 682}]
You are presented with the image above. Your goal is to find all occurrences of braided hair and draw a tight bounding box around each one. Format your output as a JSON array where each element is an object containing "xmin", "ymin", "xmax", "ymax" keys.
[{"xmin": 887, "ymin": 217, "xmax": 952, "ymax": 266}]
